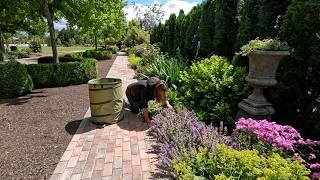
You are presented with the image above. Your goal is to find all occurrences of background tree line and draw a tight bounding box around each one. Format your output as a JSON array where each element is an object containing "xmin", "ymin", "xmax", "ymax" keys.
[
  {"xmin": 0, "ymin": 0, "xmax": 126, "ymax": 62},
  {"xmin": 150, "ymin": 0, "xmax": 320, "ymax": 138}
]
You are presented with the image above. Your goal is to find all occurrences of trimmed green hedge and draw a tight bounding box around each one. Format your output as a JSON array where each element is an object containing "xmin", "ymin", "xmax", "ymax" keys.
[
  {"xmin": 27, "ymin": 58, "xmax": 97, "ymax": 88},
  {"xmin": 38, "ymin": 56, "xmax": 83, "ymax": 64},
  {"xmin": 83, "ymin": 50, "xmax": 112, "ymax": 60},
  {"xmin": 0, "ymin": 60, "xmax": 33, "ymax": 98}
]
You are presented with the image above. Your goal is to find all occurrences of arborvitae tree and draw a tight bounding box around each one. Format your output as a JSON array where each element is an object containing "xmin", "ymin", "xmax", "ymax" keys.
[
  {"xmin": 181, "ymin": 15, "xmax": 190, "ymax": 58},
  {"xmin": 162, "ymin": 22, "xmax": 169, "ymax": 53},
  {"xmin": 175, "ymin": 10, "xmax": 186, "ymax": 55},
  {"xmin": 151, "ymin": 23, "xmax": 161, "ymax": 44},
  {"xmin": 235, "ymin": 0, "xmax": 260, "ymax": 50},
  {"xmin": 158, "ymin": 23, "xmax": 166, "ymax": 49},
  {"xmin": 150, "ymin": 25, "xmax": 156, "ymax": 44},
  {"xmin": 199, "ymin": 0, "xmax": 215, "ymax": 57},
  {"xmin": 184, "ymin": 5, "xmax": 202, "ymax": 61},
  {"xmin": 257, "ymin": 0, "xmax": 290, "ymax": 39},
  {"xmin": 167, "ymin": 14, "xmax": 177, "ymax": 56},
  {"xmin": 213, "ymin": 0, "xmax": 238, "ymax": 60},
  {"xmin": 269, "ymin": 0, "xmax": 320, "ymax": 138}
]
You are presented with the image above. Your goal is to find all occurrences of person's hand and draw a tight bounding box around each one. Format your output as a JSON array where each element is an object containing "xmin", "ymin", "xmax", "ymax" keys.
[{"xmin": 167, "ymin": 104, "xmax": 173, "ymax": 109}]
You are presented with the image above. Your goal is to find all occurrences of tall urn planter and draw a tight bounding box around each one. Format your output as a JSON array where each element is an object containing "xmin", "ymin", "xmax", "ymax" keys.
[{"xmin": 237, "ymin": 50, "xmax": 290, "ymax": 119}]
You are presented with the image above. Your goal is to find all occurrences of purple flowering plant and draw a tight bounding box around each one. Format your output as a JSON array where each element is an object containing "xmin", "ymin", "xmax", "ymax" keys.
[
  {"xmin": 148, "ymin": 109, "xmax": 231, "ymax": 175},
  {"xmin": 234, "ymin": 118, "xmax": 320, "ymax": 179}
]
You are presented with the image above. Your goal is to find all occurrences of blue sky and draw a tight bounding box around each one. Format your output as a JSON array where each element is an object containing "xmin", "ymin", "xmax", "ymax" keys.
[
  {"xmin": 55, "ymin": 0, "xmax": 203, "ymax": 30},
  {"xmin": 124, "ymin": 0, "xmax": 203, "ymax": 22}
]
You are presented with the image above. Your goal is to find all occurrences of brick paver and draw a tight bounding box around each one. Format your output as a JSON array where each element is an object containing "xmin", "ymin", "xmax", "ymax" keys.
[{"xmin": 50, "ymin": 55, "xmax": 160, "ymax": 180}]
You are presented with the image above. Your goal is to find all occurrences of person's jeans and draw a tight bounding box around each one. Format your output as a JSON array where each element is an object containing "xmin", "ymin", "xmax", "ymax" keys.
[{"xmin": 127, "ymin": 99, "xmax": 140, "ymax": 114}]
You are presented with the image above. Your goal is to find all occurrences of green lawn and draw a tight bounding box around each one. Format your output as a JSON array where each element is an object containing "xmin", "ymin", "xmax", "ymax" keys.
[
  {"xmin": 19, "ymin": 46, "xmax": 95, "ymax": 54},
  {"xmin": 41, "ymin": 46, "xmax": 95, "ymax": 53}
]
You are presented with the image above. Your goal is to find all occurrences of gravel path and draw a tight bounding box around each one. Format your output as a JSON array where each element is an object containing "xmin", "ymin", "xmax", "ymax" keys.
[{"xmin": 0, "ymin": 55, "xmax": 116, "ymax": 179}]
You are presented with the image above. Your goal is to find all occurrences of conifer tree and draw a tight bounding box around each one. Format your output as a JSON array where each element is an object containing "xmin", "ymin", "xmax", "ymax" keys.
[
  {"xmin": 184, "ymin": 5, "xmax": 202, "ymax": 61},
  {"xmin": 167, "ymin": 14, "xmax": 176, "ymax": 56},
  {"xmin": 199, "ymin": 0, "xmax": 215, "ymax": 57},
  {"xmin": 235, "ymin": 0, "xmax": 260, "ymax": 50},
  {"xmin": 175, "ymin": 10, "xmax": 186, "ymax": 55},
  {"xmin": 213, "ymin": 0, "xmax": 238, "ymax": 60}
]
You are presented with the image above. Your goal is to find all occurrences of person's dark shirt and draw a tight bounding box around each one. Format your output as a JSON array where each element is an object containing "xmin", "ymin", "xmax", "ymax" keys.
[{"xmin": 125, "ymin": 77, "xmax": 160, "ymax": 108}]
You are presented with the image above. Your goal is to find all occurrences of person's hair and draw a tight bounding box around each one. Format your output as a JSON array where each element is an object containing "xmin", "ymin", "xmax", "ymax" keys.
[{"xmin": 154, "ymin": 80, "xmax": 168, "ymax": 103}]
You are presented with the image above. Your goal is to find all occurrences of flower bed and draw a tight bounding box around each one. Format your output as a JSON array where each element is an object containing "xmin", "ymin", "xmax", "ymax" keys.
[{"xmin": 149, "ymin": 111, "xmax": 320, "ymax": 179}]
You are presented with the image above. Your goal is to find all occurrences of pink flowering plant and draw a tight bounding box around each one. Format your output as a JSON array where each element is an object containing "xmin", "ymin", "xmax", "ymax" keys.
[{"xmin": 234, "ymin": 118, "xmax": 320, "ymax": 179}]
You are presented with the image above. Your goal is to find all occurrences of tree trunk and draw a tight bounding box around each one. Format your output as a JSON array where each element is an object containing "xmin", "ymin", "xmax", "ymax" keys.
[
  {"xmin": 44, "ymin": 0, "xmax": 59, "ymax": 63},
  {"xmin": 0, "ymin": 28, "xmax": 5, "ymax": 53},
  {"xmin": 94, "ymin": 35, "xmax": 98, "ymax": 50}
]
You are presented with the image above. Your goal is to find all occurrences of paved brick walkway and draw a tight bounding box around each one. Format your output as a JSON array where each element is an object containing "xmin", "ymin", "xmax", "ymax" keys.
[{"xmin": 50, "ymin": 55, "xmax": 160, "ymax": 180}]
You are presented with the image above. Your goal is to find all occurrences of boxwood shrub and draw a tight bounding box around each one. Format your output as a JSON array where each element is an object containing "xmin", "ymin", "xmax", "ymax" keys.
[
  {"xmin": 0, "ymin": 60, "xmax": 33, "ymax": 98},
  {"xmin": 83, "ymin": 50, "xmax": 112, "ymax": 60},
  {"xmin": 27, "ymin": 58, "xmax": 97, "ymax": 88},
  {"xmin": 179, "ymin": 55, "xmax": 249, "ymax": 125}
]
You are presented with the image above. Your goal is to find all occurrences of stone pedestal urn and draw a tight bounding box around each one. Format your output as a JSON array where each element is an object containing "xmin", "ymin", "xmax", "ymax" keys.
[{"xmin": 237, "ymin": 50, "xmax": 290, "ymax": 119}]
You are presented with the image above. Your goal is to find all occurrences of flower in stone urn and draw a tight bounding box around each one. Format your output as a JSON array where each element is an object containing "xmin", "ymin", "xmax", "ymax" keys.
[
  {"xmin": 240, "ymin": 38, "xmax": 290, "ymax": 87},
  {"xmin": 237, "ymin": 38, "xmax": 291, "ymax": 119}
]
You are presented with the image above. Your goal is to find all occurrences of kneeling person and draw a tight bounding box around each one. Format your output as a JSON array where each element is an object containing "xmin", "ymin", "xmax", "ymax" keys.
[{"xmin": 125, "ymin": 77, "xmax": 172, "ymax": 123}]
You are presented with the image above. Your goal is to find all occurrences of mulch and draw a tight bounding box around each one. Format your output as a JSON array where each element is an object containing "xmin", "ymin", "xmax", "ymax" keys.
[{"xmin": 0, "ymin": 55, "xmax": 116, "ymax": 179}]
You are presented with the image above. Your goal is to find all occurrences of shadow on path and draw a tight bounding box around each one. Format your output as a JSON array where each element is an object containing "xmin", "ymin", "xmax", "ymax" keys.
[
  {"xmin": 117, "ymin": 109, "xmax": 150, "ymax": 132},
  {"xmin": 0, "ymin": 90, "xmax": 48, "ymax": 106}
]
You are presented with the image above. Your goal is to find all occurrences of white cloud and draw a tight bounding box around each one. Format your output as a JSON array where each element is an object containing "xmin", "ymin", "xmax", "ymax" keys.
[{"xmin": 124, "ymin": 0, "xmax": 198, "ymax": 23}]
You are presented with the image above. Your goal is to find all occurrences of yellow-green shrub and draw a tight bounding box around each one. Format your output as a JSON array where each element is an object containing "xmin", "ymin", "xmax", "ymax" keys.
[
  {"xmin": 179, "ymin": 55, "xmax": 248, "ymax": 125},
  {"xmin": 128, "ymin": 54, "xmax": 141, "ymax": 69},
  {"xmin": 171, "ymin": 144, "xmax": 310, "ymax": 180}
]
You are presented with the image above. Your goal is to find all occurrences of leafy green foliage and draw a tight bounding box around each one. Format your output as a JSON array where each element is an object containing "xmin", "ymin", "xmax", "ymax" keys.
[
  {"xmin": 128, "ymin": 44, "xmax": 161, "ymax": 65},
  {"xmin": 128, "ymin": 54, "xmax": 141, "ymax": 69},
  {"xmin": 179, "ymin": 55, "xmax": 248, "ymax": 125},
  {"xmin": 7, "ymin": 49, "xmax": 31, "ymax": 59},
  {"xmin": 145, "ymin": 56, "xmax": 187, "ymax": 86},
  {"xmin": 68, "ymin": 0, "xmax": 126, "ymax": 49},
  {"xmin": 184, "ymin": 5, "xmax": 201, "ymax": 60},
  {"xmin": 0, "ymin": 52, "xmax": 4, "ymax": 61},
  {"xmin": 27, "ymin": 58, "xmax": 97, "ymax": 88},
  {"xmin": 213, "ymin": 0, "xmax": 238, "ymax": 60},
  {"xmin": 256, "ymin": 0, "xmax": 289, "ymax": 40},
  {"xmin": 105, "ymin": 45, "xmax": 119, "ymax": 54},
  {"xmin": 235, "ymin": 0, "xmax": 260, "ymax": 50},
  {"xmin": 269, "ymin": 0, "xmax": 320, "ymax": 138},
  {"xmin": 171, "ymin": 144, "xmax": 310, "ymax": 180},
  {"xmin": 240, "ymin": 38, "xmax": 290, "ymax": 56},
  {"xmin": 167, "ymin": 87, "xmax": 184, "ymax": 109},
  {"xmin": 199, "ymin": 0, "xmax": 215, "ymax": 57},
  {"xmin": 29, "ymin": 41, "xmax": 42, "ymax": 53},
  {"xmin": 147, "ymin": 100, "xmax": 163, "ymax": 117},
  {"xmin": 124, "ymin": 20, "xmax": 150, "ymax": 47},
  {"xmin": 167, "ymin": 14, "xmax": 176, "ymax": 56},
  {"xmin": 0, "ymin": 60, "xmax": 33, "ymax": 98},
  {"xmin": 83, "ymin": 50, "xmax": 112, "ymax": 60},
  {"xmin": 38, "ymin": 56, "xmax": 82, "ymax": 64},
  {"xmin": 175, "ymin": 10, "xmax": 187, "ymax": 56}
]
